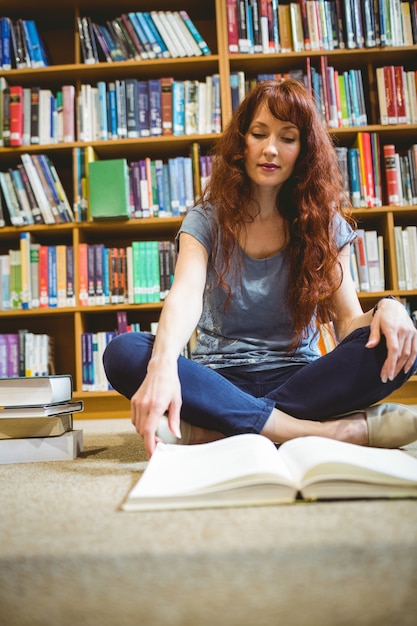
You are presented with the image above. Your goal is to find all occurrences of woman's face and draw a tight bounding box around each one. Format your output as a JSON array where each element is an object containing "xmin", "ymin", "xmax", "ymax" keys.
[{"xmin": 244, "ymin": 103, "xmax": 301, "ymax": 194}]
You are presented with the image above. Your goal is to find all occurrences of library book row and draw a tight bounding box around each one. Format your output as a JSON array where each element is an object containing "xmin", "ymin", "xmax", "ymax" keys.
[
  {"xmin": 0, "ymin": 330, "xmax": 54, "ymax": 379},
  {"xmin": 226, "ymin": 0, "xmax": 417, "ymax": 54},
  {"xmin": 77, "ymin": 10, "xmax": 211, "ymax": 64},
  {"xmin": 0, "ymin": 237, "xmax": 177, "ymax": 312},
  {"xmin": 0, "ymin": 9, "xmax": 210, "ymax": 71},
  {"xmin": 0, "ymin": 147, "xmax": 212, "ymax": 226},
  {"xmin": 352, "ymin": 226, "xmax": 417, "ymax": 294},
  {"xmin": 232, "ymin": 62, "xmax": 417, "ymax": 129},
  {"xmin": 335, "ymin": 135, "xmax": 417, "ymax": 208},
  {"xmin": 2, "ymin": 74, "xmax": 222, "ymax": 148},
  {"xmin": 79, "ymin": 151, "xmax": 212, "ymax": 222},
  {"xmin": 0, "ymin": 17, "xmax": 48, "ymax": 71}
]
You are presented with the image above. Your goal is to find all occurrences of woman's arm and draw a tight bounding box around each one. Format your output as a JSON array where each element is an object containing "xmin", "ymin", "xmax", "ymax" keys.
[
  {"xmin": 131, "ymin": 232, "xmax": 209, "ymax": 456},
  {"xmin": 332, "ymin": 245, "xmax": 417, "ymax": 383}
]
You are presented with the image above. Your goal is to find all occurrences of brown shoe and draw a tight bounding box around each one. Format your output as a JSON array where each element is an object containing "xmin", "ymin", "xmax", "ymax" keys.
[{"xmin": 366, "ymin": 403, "xmax": 417, "ymax": 448}]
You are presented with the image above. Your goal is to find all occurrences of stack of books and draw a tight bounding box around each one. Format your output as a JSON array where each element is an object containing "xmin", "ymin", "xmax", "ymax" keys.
[{"xmin": 0, "ymin": 374, "xmax": 84, "ymax": 464}]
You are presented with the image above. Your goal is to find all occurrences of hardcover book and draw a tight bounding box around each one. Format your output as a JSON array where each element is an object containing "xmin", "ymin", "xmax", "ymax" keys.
[
  {"xmin": 123, "ymin": 434, "xmax": 417, "ymax": 512},
  {"xmin": 0, "ymin": 374, "xmax": 72, "ymax": 406},
  {"xmin": 88, "ymin": 159, "xmax": 130, "ymax": 220}
]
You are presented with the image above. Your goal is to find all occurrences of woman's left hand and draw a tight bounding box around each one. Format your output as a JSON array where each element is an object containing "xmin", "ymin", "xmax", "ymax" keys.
[{"xmin": 366, "ymin": 298, "xmax": 417, "ymax": 382}]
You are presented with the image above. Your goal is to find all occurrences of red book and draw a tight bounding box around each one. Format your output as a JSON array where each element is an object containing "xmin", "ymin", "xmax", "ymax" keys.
[
  {"xmin": 393, "ymin": 66, "xmax": 407, "ymax": 124},
  {"xmin": 383, "ymin": 144, "xmax": 401, "ymax": 206},
  {"xmin": 38, "ymin": 245, "xmax": 49, "ymax": 308},
  {"xmin": 383, "ymin": 65, "xmax": 398, "ymax": 124},
  {"xmin": 160, "ymin": 76, "xmax": 173, "ymax": 136},
  {"xmin": 226, "ymin": 0, "xmax": 239, "ymax": 53},
  {"xmin": 9, "ymin": 85, "xmax": 23, "ymax": 147},
  {"xmin": 78, "ymin": 242, "xmax": 89, "ymax": 306}
]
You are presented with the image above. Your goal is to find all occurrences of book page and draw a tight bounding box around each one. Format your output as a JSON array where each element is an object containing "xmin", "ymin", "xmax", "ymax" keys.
[
  {"xmin": 279, "ymin": 436, "xmax": 417, "ymax": 488},
  {"xmin": 129, "ymin": 434, "xmax": 296, "ymax": 499}
]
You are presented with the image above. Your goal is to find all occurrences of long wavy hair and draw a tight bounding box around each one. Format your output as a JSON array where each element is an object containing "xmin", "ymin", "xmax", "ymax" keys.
[{"xmin": 201, "ymin": 78, "xmax": 353, "ymax": 348}]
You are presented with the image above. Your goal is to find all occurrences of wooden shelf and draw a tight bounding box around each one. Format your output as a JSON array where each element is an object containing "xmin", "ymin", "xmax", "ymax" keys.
[{"xmin": 0, "ymin": 1, "xmax": 416, "ymax": 416}]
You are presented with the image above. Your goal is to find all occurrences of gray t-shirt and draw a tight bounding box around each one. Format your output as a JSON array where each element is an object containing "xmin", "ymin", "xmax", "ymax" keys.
[{"xmin": 178, "ymin": 204, "xmax": 356, "ymax": 371}]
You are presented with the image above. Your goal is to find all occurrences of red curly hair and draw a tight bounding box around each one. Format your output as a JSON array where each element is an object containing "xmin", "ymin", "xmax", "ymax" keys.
[{"xmin": 201, "ymin": 78, "xmax": 353, "ymax": 348}]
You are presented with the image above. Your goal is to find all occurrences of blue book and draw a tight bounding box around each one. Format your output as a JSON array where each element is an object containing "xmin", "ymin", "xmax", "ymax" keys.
[
  {"xmin": 143, "ymin": 13, "xmax": 170, "ymax": 58},
  {"xmin": 154, "ymin": 159, "xmax": 165, "ymax": 216},
  {"xmin": 137, "ymin": 81, "xmax": 150, "ymax": 137},
  {"xmin": 168, "ymin": 158, "xmax": 180, "ymax": 216},
  {"xmin": 172, "ymin": 81, "xmax": 185, "ymax": 135},
  {"xmin": 176, "ymin": 157, "xmax": 186, "ymax": 215},
  {"xmin": 127, "ymin": 13, "xmax": 153, "ymax": 59},
  {"xmin": 107, "ymin": 82, "xmax": 118, "ymax": 139},
  {"xmin": 47, "ymin": 245, "xmax": 58, "ymax": 308},
  {"xmin": 212, "ymin": 74, "xmax": 221, "ymax": 133},
  {"xmin": 115, "ymin": 79, "xmax": 127, "ymax": 139},
  {"xmin": 162, "ymin": 163, "xmax": 172, "ymax": 216},
  {"xmin": 22, "ymin": 20, "xmax": 48, "ymax": 67},
  {"xmin": 347, "ymin": 148, "xmax": 361, "ymax": 208},
  {"xmin": 125, "ymin": 79, "xmax": 140, "ymax": 138},
  {"xmin": 348, "ymin": 69, "xmax": 361, "ymax": 127},
  {"xmin": 148, "ymin": 79, "xmax": 162, "ymax": 136},
  {"xmin": 97, "ymin": 24, "xmax": 125, "ymax": 62},
  {"xmin": 183, "ymin": 156, "xmax": 194, "ymax": 211},
  {"xmin": 178, "ymin": 10, "xmax": 211, "ymax": 55},
  {"xmin": 1, "ymin": 17, "xmax": 11, "ymax": 70},
  {"xmin": 135, "ymin": 12, "xmax": 162, "ymax": 57},
  {"xmin": 97, "ymin": 81, "xmax": 108, "ymax": 140},
  {"xmin": 66, "ymin": 245, "xmax": 75, "ymax": 307}
]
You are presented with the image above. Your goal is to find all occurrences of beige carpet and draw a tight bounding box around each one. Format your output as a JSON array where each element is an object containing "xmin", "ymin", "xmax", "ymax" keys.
[{"xmin": 1, "ymin": 417, "xmax": 417, "ymax": 626}]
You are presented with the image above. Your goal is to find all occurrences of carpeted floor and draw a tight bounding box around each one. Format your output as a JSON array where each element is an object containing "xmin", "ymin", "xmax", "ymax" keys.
[{"xmin": 1, "ymin": 417, "xmax": 417, "ymax": 626}]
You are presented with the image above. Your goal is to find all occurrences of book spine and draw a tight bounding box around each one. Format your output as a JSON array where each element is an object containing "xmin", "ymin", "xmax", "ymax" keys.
[
  {"xmin": 47, "ymin": 245, "xmax": 58, "ymax": 307},
  {"xmin": 383, "ymin": 144, "xmax": 401, "ymax": 205}
]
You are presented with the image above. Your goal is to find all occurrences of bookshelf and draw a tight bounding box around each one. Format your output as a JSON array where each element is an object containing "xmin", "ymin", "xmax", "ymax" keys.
[{"xmin": 0, "ymin": 0, "xmax": 416, "ymax": 419}]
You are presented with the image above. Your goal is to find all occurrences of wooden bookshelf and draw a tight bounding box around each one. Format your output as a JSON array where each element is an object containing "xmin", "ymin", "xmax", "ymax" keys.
[{"xmin": 0, "ymin": 0, "xmax": 416, "ymax": 418}]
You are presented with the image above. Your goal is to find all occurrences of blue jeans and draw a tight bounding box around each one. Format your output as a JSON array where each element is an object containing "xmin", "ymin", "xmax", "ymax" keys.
[{"xmin": 103, "ymin": 327, "xmax": 417, "ymax": 436}]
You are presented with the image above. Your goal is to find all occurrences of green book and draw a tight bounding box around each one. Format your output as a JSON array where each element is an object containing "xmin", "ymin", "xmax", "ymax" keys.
[{"xmin": 88, "ymin": 159, "xmax": 130, "ymax": 220}]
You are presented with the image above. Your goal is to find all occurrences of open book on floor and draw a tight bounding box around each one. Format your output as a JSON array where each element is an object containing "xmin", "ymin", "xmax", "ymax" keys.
[{"xmin": 122, "ymin": 434, "xmax": 417, "ymax": 512}]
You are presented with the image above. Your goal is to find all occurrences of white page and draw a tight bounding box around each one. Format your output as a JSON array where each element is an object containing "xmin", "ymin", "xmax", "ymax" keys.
[
  {"xmin": 130, "ymin": 434, "xmax": 296, "ymax": 498},
  {"xmin": 279, "ymin": 436, "xmax": 417, "ymax": 487}
]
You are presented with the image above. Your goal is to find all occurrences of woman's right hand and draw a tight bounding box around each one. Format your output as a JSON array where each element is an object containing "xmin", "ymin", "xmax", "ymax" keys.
[{"xmin": 130, "ymin": 360, "xmax": 182, "ymax": 458}]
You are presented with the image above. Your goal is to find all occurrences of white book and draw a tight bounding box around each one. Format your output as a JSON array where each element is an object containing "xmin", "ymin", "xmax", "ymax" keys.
[
  {"xmin": 350, "ymin": 245, "xmax": 360, "ymax": 291},
  {"xmin": 22, "ymin": 87, "xmax": 31, "ymax": 145},
  {"xmin": 172, "ymin": 11, "xmax": 202, "ymax": 56},
  {"xmin": 39, "ymin": 88, "xmax": 53, "ymax": 144},
  {"xmin": 354, "ymin": 229, "xmax": 370, "ymax": 292},
  {"xmin": 150, "ymin": 11, "xmax": 178, "ymax": 58},
  {"xmin": 390, "ymin": 0, "xmax": 404, "ymax": 46},
  {"xmin": 377, "ymin": 235, "xmax": 385, "ymax": 291},
  {"xmin": 406, "ymin": 72, "xmax": 417, "ymax": 124},
  {"xmin": 402, "ymin": 229, "xmax": 413, "ymax": 290},
  {"xmin": 394, "ymin": 225, "xmax": 407, "ymax": 290},
  {"xmin": 406, "ymin": 225, "xmax": 417, "ymax": 289},
  {"xmin": 163, "ymin": 12, "xmax": 188, "ymax": 57},
  {"xmin": 364, "ymin": 230, "xmax": 381, "ymax": 293},
  {"xmin": 122, "ymin": 434, "xmax": 417, "ymax": 512},
  {"xmin": 290, "ymin": 2, "xmax": 305, "ymax": 52},
  {"xmin": 205, "ymin": 75, "xmax": 213, "ymax": 134},
  {"xmin": 20, "ymin": 153, "xmax": 55, "ymax": 224},
  {"xmin": 376, "ymin": 67, "xmax": 388, "ymax": 125},
  {"xmin": 197, "ymin": 81, "xmax": 207, "ymax": 135},
  {"xmin": 0, "ymin": 429, "xmax": 83, "ymax": 465}
]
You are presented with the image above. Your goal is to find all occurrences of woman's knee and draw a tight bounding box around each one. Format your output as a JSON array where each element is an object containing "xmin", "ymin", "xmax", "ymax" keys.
[{"xmin": 103, "ymin": 332, "xmax": 153, "ymax": 379}]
